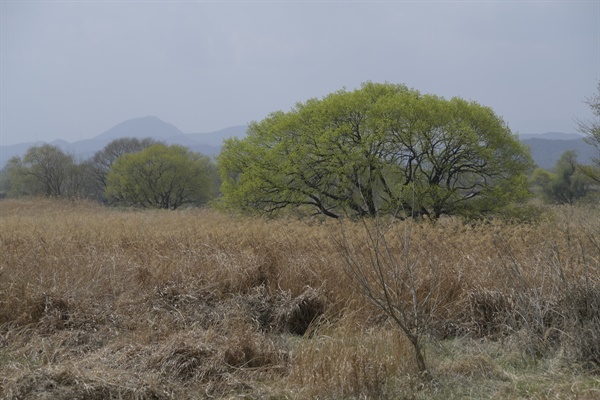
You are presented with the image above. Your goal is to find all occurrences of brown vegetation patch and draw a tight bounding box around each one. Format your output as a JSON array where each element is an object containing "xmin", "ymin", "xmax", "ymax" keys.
[
  {"xmin": 1, "ymin": 199, "xmax": 600, "ymax": 398},
  {"xmin": 561, "ymin": 281, "xmax": 600, "ymax": 369},
  {"xmin": 3, "ymin": 367, "xmax": 169, "ymax": 400},
  {"xmin": 275, "ymin": 287, "xmax": 326, "ymax": 335},
  {"xmin": 289, "ymin": 320, "xmax": 413, "ymax": 399},
  {"xmin": 149, "ymin": 342, "xmax": 217, "ymax": 381},
  {"xmin": 438, "ymin": 354, "xmax": 510, "ymax": 382},
  {"xmin": 221, "ymin": 322, "xmax": 283, "ymax": 369},
  {"xmin": 468, "ymin": 289, "xmax": 517, "ymax": 338}
]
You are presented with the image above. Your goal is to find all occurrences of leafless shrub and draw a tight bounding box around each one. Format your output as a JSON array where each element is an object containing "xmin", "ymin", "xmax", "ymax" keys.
[
  {"xmin": 488, "ymin": 213, "xmax": 600, "ymax": 362},
  {"xmin": 339, "ymin": 217, "xmax": 445, "ymax": 379}
]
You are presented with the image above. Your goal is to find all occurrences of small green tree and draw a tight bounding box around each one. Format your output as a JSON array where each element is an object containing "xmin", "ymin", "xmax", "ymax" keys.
[
  {"xmin": 577, "ymin": 82, "xmax": 600, "ymax": 182},
  {"xmin": 86, "ymin": 137, "xmax": 162, "ymax": 200},
  {"xmin": 4, "ymin": 144, "xmax": 80, "ymax": 197},
  {"xmin": 106, "ymin": 144, "xmax": 216, "ymax": 209},
  {"xmin": 530, "ymin": 151, "xmax": 591, "ymax": 204},
  {"xmin": 3, "ymin": 156, "xmax": 37, "ymax": 196},
  {"xmin": 0, "ymin": 168, "xmax": 9, "ymax": 197},
  {"xmin": 219, "ymin": 82, "xmax": 533, "ymax": 219},
  {"xmin": 530, "ymin": 168, "xmax": 555, "ymax": 201}
]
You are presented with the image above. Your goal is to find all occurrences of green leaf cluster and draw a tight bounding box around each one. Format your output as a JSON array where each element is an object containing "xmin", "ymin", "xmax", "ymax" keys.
[
  {"xmin": 106, "ymin": 144, "xmax": 216, "ymax": 209},
  {"xmin": 219, "ymin": 82, "xmax": 533, "ymax": 219},
  {"xmin": 530, "ymin": 151, "xmax": 593, "ymax": 204},
  {"xmin": 86, "ymin": 137, "xmax": 162, "ymax": 201}
]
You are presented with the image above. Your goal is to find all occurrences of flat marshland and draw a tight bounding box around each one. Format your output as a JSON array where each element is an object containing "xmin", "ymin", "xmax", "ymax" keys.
[{"xmin": 1, "ymin": 199, "xmax": 599, "ymax": 399}]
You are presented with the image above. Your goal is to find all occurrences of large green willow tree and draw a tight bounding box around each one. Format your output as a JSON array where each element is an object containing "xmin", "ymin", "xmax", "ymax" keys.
[{"xmin": 219, "ymin": 83, "xmax": 533, "ymax": 219}]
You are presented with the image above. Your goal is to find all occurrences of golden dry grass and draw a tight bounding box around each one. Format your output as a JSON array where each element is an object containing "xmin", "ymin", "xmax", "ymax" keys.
[{"xmin": 1, "ymin": 198, "xmax": 599, "ymax": 399}]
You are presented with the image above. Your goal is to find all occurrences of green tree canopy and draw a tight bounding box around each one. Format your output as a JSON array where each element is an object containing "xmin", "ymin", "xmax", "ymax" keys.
[
  {"xmin": 4, "ymin": 144, "xmax": 81, "ymax": 197},
  {"xmin": 530, "ymin": 150, "xmax": 592, "ymax": 204},
  {"xmin": 219, "ymin": 82, "xmax": 533, "ymax": 219},
  {"xmin": 106, "ymin": 144, "xmax": 216, "ymax": 209},
  {"xmin": 87, "ymin": 137, "xmax": 162, "ymax": 198}
]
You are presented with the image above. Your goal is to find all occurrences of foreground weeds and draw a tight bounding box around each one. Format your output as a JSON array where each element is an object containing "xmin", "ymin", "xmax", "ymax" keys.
[{"xmin": 1, "ymin": 198, "xmax": 599, "ymax": 399}]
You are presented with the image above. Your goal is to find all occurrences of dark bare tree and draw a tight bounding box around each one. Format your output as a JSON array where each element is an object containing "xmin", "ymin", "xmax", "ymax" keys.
[{"xmin": 87, "ymin": 137, "xmax": 161, "ymax": 199}]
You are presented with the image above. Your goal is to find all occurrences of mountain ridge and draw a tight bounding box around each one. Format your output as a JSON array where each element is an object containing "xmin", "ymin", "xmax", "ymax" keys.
[
  {"xmin": 518, "ymin": 132, "xmax": 585, "ymax": 141},
  {"xmin": 0, "ymin": 116, "xmax": 595, "ymax": 171},
  {"xmin": 96, "ymin": 116, "xmax": 185, "ymax": 140},
  {"xmin": 0, "ymin": 116, "xmax": 248, "ymax": 167}
]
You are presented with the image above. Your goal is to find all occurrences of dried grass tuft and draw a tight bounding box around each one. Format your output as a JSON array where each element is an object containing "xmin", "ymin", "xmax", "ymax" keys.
[
  {"xmin": 221, "ymin": 321, "xmax": 282, "ymax": 369},
  {"xmin": 438, "ymin": 354, "xmax": 511, "ymax": 382},
  {"xmin": 275, "ymin": 287, "xmax": 326, "ymax": 335},
  {"xmin": 3, "ymin": 366, "xmax": 169, "ymax": 400},
  {"xmin": 289, "ymin": 316, "xmax": 413, "ymax": 399},
  {"xmin": 468, "ymin": 289, "xmax": 517, "ymax": 338},
  {"xmin": 150, "ymin": 342, "xmax": 217, "ymax": 382},
  {"xmin": 561, "ymin": 281, "xmax": 600, "ymax": 369}
]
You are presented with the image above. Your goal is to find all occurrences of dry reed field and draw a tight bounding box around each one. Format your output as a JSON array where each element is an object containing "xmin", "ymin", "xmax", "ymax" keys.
[{"xmin": 1, "ymin": 198, "xmax": 599, "ymax": 399}]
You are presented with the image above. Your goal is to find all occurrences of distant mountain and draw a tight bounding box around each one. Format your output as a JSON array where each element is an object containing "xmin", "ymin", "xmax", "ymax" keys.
[
  {"xmin": 0, "ymin": 141, "xmax": 48, "ymax": 168},
  {"xmin": 187, "ymin": 126, "xmax": 248, "ymax": 147},
  {"xmin": 1, "ymin": 120, "xmax": 596, "ymax": 172},
  {"xmin": 0, "ymin": 116, "xmax": 248, "ymax": 168},
  {"xmin": 519, "ymin": 132, "xmax": 585, "ymax": 141},
  {"xmin": 520, "ymin": 133, "xmax": 595, "ymax": 170},
  {"xmin": 96, "ymin": 116, "xmax": 183, "ymax": 141}
]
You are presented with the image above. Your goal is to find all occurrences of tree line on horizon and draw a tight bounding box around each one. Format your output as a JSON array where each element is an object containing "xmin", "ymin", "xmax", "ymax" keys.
[
  {"xmin": 0, "ymin": 138, "xmax": 219, "ymax": 209},
  {"xmin": 1, "ymin": 82, "xmax": 599, "ymax": 215}
]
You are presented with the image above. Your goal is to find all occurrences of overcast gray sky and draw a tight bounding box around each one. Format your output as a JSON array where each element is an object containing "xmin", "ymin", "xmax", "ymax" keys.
[{"xmin": 1, "ymin": 1, "xmax": 598, "ymax": 145}]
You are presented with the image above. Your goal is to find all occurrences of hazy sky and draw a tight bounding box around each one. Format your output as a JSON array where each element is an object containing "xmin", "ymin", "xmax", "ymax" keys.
[{"xmin": 1, "ymin": 1, "xmax": 598, "ymax": 145}]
